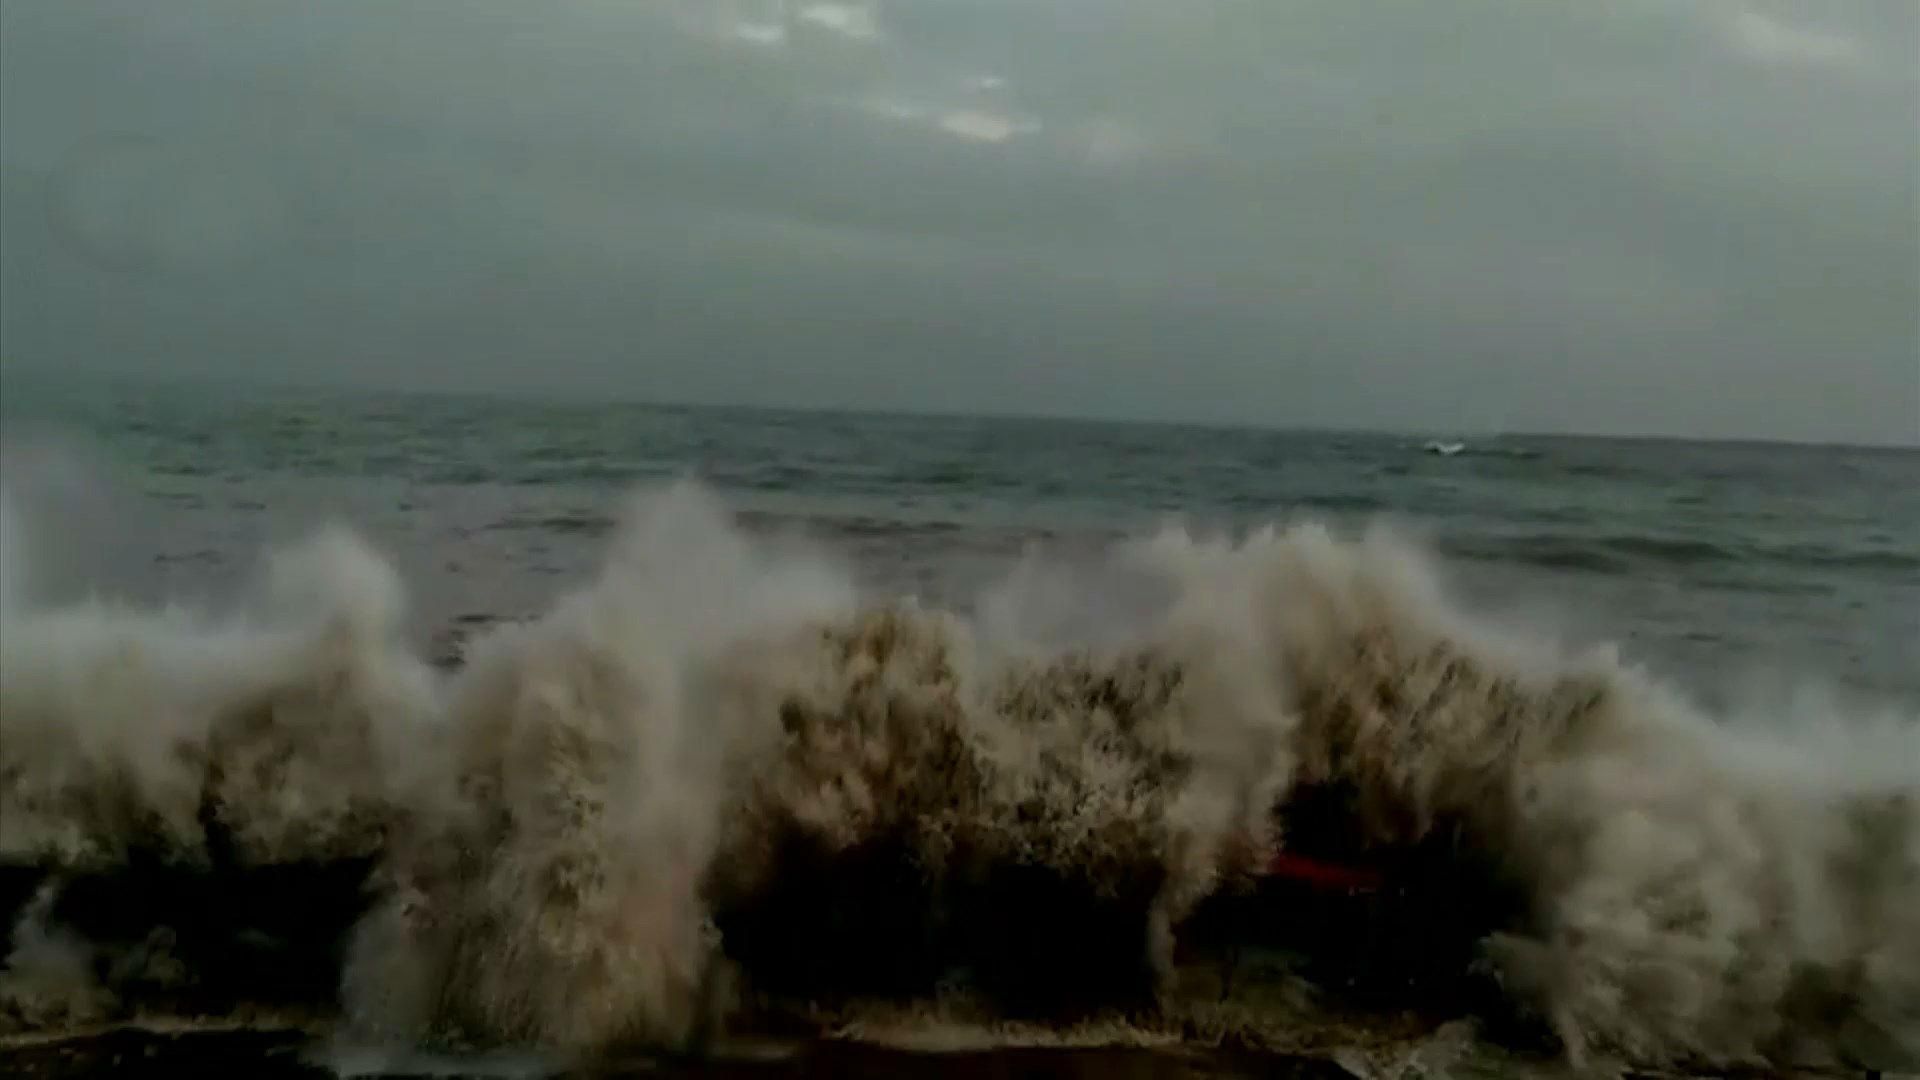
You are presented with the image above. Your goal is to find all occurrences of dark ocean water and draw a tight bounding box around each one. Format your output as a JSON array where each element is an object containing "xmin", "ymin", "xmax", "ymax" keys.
[{"xmin": 3, "ymin": 372, "xmax": 1916, "ymax": 705}]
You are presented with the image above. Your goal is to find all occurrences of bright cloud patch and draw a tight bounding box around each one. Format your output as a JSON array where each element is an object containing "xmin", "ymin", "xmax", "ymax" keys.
[
  {"xmin": 937, "ymin": 109, "xmax": 1041, "ymax": 143},
  {"xmin": 731, "ymin": 19, "xmax": 787, "ymax": 47},
  {"xmin": 798, "ymin": 3, "xmax": 881, "ymax": 42},
  {"xmin": 1726, "ymin": 10, "xmax": 1863, "ymax": 68}
]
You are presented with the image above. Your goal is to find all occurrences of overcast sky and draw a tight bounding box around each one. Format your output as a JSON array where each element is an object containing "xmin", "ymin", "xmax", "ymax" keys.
[{"xmin": 1, "ymin": 1, "xmax": 1915, "ymax": 442}]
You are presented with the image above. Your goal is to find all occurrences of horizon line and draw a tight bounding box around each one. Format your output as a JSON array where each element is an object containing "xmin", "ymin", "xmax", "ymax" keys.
[{"xmin": 5, "ymin": 362, "xmax": 1916, "ymax": 452}]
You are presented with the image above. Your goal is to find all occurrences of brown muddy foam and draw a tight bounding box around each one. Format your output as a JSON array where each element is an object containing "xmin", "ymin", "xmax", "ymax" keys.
[{"xmin": 2, "ymin": 483, "xmax": 1915, "ymax": 1074}]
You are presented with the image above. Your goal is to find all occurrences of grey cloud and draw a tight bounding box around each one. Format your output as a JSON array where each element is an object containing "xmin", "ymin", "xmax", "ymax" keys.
[{"xmin": 1, "ymin": 0, "xmax": 1915, "ymax": 442}]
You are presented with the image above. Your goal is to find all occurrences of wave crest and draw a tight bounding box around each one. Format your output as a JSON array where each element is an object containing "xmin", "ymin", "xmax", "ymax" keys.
[{"xmin": 1, "ymin": 482, "xmax": 1913, "ymax": 1071}]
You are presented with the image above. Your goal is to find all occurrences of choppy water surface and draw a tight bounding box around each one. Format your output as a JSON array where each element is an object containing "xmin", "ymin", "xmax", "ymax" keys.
[{"xmin": 4, "ymin": 374, "xmax": 1914, "ymax": 700}]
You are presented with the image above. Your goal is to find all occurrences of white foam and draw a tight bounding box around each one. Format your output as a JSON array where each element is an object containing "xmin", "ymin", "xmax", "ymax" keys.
[{"xmin": 0, "ymin": 480, "xmax": 1911, "ymax": 1069}]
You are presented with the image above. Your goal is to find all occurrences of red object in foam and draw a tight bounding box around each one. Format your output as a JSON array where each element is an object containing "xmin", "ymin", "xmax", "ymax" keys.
[{"xmin": 1263, "ymin": 851, "xmax": 1385, "ymax": 892}]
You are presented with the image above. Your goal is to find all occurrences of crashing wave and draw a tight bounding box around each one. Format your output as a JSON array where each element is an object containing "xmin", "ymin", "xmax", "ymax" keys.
[{"xmin": 1, "ymin": 481, "xmax": 1913, "ymax": 1072}]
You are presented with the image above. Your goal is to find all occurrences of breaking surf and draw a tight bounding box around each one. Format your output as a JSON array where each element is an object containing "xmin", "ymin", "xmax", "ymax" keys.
[{"xmin": 1, "ymin": 481, "xmax": 1914, "ymax": 1076}]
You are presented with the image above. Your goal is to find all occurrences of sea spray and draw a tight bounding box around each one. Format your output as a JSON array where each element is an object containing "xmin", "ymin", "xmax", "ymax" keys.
[
  {"xmin": 0, "ymin": 522, "xmax": 439, "ymax": 1028},
  {"xmin": 0, "ymin": 481, "xmax": 1912, "ymax": 1071},
  {"xmin": 0, "ymin": 526, "xmax": 438, "ymax": 870},
  {"xmin": 343, "ymin": 484, "xmax": 855, "ymax": 1053},
  {"xmin": 1235, "ymin": 524, "xmax": 1920, "ymax": 1066}
]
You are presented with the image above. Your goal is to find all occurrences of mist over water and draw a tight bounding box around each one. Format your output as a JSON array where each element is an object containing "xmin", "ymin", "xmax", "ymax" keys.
[
  {"xmin": 1, "ymin": 436, "xmax": 1915, "ymax": 1073},
  {"xmin": 4, "ymin": 375, "xmax": 1914, "ymax": 703}
]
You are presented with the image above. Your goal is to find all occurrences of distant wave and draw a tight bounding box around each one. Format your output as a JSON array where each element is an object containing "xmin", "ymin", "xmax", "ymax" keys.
[
  {"xmin": 478, "ymin": 508, "xmax": 996, "ymax": 546},
  {"xmin": 1452, "ymin": 531, "xmax": 1920, "ymax": 576},
  {"xmin": 1767, "ymin": 544, "xmax": 1920, "ymax": 573},
  {"xmin": 480, "ymin": 511, "xmax": 618, "ymax": 536},
  {"xmin": 1232, "ymin": 490, "xmax": 1386, "ymax": 515},
  {"xmin": 1, "ymin": 482, "xmax": 1915, "ymax": 1073},
  {"xmin": 735, "ymin": 510, "xmax": 972, "ymax": 542},
  {"xmin": 1407, "ymin": 441, "xmax": 1544, "ymax": 463}
]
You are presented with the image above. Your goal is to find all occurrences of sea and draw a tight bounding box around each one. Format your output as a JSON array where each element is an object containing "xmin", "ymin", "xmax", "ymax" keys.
[
  {"xmin": 2, "ymin": 371, "xmax": 1914, "ymax": 705},
  {"xmin": 2, "ymin": 370, "xmax": 1917, "ymax": 1079}
]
